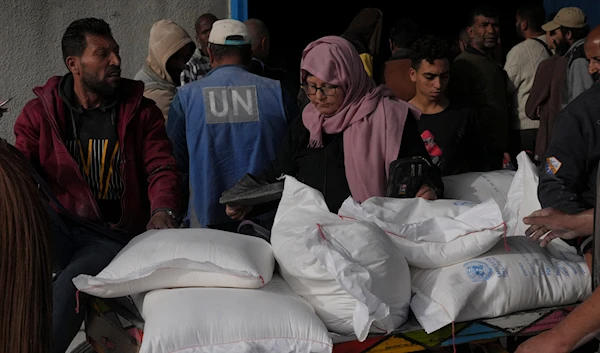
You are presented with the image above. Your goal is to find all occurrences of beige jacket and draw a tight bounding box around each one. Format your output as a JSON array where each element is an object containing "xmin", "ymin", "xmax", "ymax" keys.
[{"xmin": 134, "ymin": 20, "xmax": 193, "ymax": 121}]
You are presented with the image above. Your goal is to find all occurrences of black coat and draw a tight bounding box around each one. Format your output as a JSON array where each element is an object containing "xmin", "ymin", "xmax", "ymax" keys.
[{"xmin": 261, "ymin": 111, "xmax": 444, "ymax": 212}]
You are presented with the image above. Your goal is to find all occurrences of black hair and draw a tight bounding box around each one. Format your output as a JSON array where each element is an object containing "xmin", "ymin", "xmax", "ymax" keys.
[
  {"xmin": 559, "ymin": 25, "xmax": 590, "ymax": 42},
  {"xmin": 389, "ymin": 18, "xmax": 422, "ymax": 49},
  {"xmin": 208, "ymin": 42, "xmax": 252, "ymax": 64},
  {"xmin": 410, "ymin": 35, "xmax": 450, "ymax": 70},
  {"xmin": 195, "ymin": 13, "xmax": 218, "ymax": 30},
  {"xmin": 517, "ymin": 4, "xmax": 547, "ymax": 32},
  {"xmin": 468, "ymin": 5, "xmax": 500, "ymax": 25},
  {"xmin": 61, "ymin": 18, "xmax": 113, "ymax": 63}
]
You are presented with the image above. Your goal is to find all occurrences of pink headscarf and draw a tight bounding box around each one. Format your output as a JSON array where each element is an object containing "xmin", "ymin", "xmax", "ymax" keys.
[{"xmin": 301, "ymin": 36, "xmax": 420, "ymax": 202}]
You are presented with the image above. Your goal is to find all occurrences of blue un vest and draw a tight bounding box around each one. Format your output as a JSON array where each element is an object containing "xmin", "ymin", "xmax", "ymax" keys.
[{"xmin": 176, "ymin": 65, "xmax": 287, "ymax": 227}]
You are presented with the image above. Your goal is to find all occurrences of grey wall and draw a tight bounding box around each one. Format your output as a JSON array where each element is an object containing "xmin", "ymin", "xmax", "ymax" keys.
[{"xmin": 0, "ymin": 0, "xmax": 229, "ymax": 142}]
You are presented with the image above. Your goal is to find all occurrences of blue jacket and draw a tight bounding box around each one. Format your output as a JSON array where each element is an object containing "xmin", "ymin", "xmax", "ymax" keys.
[{"xmin": 167, "ymin": 65, "xmax": 293, "ymax": 227}]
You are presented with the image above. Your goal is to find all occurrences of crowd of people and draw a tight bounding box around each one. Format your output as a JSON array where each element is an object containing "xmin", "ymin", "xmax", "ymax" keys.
[{"xmin": 2, "ymin": 2, "xmax": 600, "ymax": 353}]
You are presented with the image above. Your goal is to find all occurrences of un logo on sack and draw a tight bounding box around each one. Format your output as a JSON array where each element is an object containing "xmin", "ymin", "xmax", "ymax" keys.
[{"xmin": 464, "ymin": 261, "xmax": 493, "ymax": 283}]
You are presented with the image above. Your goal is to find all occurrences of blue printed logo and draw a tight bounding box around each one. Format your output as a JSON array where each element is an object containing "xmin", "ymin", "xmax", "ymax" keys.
[
  {"xmin": 454, "ymin": 201, "xmax": 474, "ymax": 207},
  {"xmin": 464, "ymin": 261, "xmax": 493, "ymax": 283}
]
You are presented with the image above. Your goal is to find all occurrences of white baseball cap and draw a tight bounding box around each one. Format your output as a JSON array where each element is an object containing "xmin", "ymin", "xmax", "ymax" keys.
[{"xmin": 208, "ymin": 19, "xmax": 252, "ymax": 45}]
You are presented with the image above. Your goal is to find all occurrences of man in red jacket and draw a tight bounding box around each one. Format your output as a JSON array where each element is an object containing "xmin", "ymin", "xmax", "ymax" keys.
[{"xmin": 14, "ymin": 18, "xmax": 181, "ymax": 353}]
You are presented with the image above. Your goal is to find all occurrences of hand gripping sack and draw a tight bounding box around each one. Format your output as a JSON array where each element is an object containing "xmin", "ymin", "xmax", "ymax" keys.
[
  {"xmin": 271, "ymin": 177, "xmax": 411, "ymax": 341},
  {"xmin": 338, "ymin": 197, "xmax": 505, "ymax": 268},
  {"xmin": 73, "ymin": 228, "xmax": 274, "ymax": 297},
  {"xmin": 503, "ymin": 152, "xmax": 542, "ymax": 236},
  {"xmin": 443, "ymin": 170, "xmax": 515, "ymax": 210},
  {"xmin": 139, "ymin": 276, "xmax": 332, "ymax": 353},
  {"xmin": 411, "ymin": 236, "xmax": 591, "ymax": 334}
]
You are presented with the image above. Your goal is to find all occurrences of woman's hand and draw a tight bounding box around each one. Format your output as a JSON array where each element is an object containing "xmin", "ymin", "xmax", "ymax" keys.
[
  {"xmin": 416, "ymin": 184, "xmax": 437, "ymax": 200},
  {"xmin": 226, "ymin": 204, "xmax": 253, "ymax": 221}
]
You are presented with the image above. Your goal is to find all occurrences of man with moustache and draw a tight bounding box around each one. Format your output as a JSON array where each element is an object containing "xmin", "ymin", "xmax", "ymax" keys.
[
  {"xmin": 14, "ymin": 18, "xmax": 181, "ymax": 353},
  {"xmin": 447, "ymin": 5, "xmax": 509, "ymax": 171},
  {"xmin": 542, "ymin": 7, "xmax": 591, "ymax": 105}
]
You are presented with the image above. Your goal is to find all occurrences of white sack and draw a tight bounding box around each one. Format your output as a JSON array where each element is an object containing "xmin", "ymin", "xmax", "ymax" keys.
[
  {"xmin": 139, "ymin": 276, "xmax": 332, "ymax": 353},
  {"xmin": 73, "ymin": 228, "xmax": 274, "ymax": 297},
  {"xmin": 271, "ymin": 177, "xmax": 411, "ymax": 341},
  {"xmin": 503, "ymin": 152, "xmax": 542, "ymax": 236},
  {"xmin": 443, "ymin": 170, "xmax": 515, "ymax": 210},
  {"xmin": 338, "ymin": 197, "xmax": 505, "ymax": 268},
  {"xmin": 411, "ymin": 236, "xmax": 591, "ymax": 334}
]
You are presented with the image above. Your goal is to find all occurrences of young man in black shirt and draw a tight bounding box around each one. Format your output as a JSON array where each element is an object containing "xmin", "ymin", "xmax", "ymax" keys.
[{"xmin": 408, "ymin": 35, "xmax": 484, "ymax": 176}]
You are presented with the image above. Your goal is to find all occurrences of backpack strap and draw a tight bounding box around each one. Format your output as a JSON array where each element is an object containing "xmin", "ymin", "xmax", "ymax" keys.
[{"xmin": 531, "ymin": 37, "xmax": 554, "ymax": 58}]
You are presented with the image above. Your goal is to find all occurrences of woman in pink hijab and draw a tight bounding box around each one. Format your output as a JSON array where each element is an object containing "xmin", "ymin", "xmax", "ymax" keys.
[{"xmin": 227, "ymin": 36, "xmax": 442, "ymax": 219}]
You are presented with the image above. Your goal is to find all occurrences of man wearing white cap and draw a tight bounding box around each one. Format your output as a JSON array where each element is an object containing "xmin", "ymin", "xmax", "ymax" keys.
[
  {"xmin": 166, "ymin": 19, "xmax": 296, "ymax": 229},
  {"xmin": 542, "ymin": 7, "xmax": 592, "ymax": 105}
]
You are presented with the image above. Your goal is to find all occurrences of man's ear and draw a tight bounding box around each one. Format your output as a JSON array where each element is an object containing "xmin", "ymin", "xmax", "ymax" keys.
[
  {"xmin": 521, "ymin": 20, "xmax": 528, "ymax": 32},
  {"xmin": 467, "ymin": 26, "xmax": 475, "ymax": 40},
  {"xmin": 65, "ymin": 56, "xmax": 80, "ymax": 76},
  {"xmin": 566, "ymin": 29, "xmax": 574, "ymax": 41},
  {"xmin": 389, "ymin": 39, "xmax": 394, "ymax": 52},
  {"xmin": 409, "ymin": 67, "xmax": 417, "ymax": 83}
]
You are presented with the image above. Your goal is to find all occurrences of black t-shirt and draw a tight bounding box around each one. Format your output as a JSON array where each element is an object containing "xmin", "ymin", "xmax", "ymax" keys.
[
  {"xmin": 59, "ymin": 75, "xmax": 124, "ymax": 224},
  {"xmin": 417, "ymin": 105, "xmax": 484, "ymax": 176}
]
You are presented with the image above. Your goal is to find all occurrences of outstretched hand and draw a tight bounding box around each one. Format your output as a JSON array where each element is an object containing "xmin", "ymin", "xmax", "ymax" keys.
[{"xmin": 523, "ymin": 208, "xmax": 593, "ymax": 247}]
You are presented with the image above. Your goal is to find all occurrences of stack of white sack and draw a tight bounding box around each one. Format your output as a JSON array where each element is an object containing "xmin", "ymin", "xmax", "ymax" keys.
[
  {"xmin": 442, "ymin": 152, "xmax": 542, "ymax": 236},
  {"xmin": 443, "ymin": 168, "xmax": 515, "ymax": 210},
  {"xmin": 410, "ymin": 152, "xmax": 591, "ymax": 334},
  {"xmin": 74, "ymin": 229, "xmax": 333, "ymax": 353},
  {"xmin": 411, "ymin": 236, "xmax": 592, "ymax": 333},
  {"xmin": 139, "ymin": 275, "xmax": 332, "ymax": 353},
  {"xmin": 338, "ymin": 197, "xmax": 505, "ymax": 268},
  {"xmin": 271, "ymin": 176, "xmax": 412, "ymax": 342},
  {"xmin": 73, "ymin": 228, "xmax": 276, "ymax": 297}
]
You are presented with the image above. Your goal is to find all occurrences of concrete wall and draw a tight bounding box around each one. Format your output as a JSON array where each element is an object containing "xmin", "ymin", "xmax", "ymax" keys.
[{"xmin": 0, "ymin": 0, "xmax": 229, "ymax": 142}]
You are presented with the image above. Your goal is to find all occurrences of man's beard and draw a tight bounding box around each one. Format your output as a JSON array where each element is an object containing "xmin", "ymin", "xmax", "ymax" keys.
[
  {"xmin": 81, "ymin": 67, "xmax": 121, "ymax": 97},
  {"xmin": 555, "ymin": 40, "xmax": 570, "ymax": 57}
]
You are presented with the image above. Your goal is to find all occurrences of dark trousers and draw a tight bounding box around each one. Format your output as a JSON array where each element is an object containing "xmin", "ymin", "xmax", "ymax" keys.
[{"xmin": 49, "ymin": 208, "xmax": 124, "ymax": 353}]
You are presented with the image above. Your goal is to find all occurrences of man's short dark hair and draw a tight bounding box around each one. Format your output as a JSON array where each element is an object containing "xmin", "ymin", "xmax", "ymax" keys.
[
  {"xmin": 559, "ymin": 25, "xmax": 590, "ymax": 42},
  {"xmin": 517, "ymin": 4, "xmax": 546, "ymax": 32},
  {"xmin": 409, "ymin": 35, "xmax": 450, "ymax": 70},
  {"xmin": 208, "ymin": 43, "xmax": 252, "ymax": 64},
  {"xmin": 195, "ymin": 13, "xmax": 218, "ymax": 30},
  {"xmin": 469, "ymin": 5, "xmax": 499, "ymax": 25},
  {"xmin": 61, "ymin": 18, "xmax": 113, "ymax": 63},
  {"xmin": 390, "ymin": 18, "xmax": 422, "ymax": 49}
]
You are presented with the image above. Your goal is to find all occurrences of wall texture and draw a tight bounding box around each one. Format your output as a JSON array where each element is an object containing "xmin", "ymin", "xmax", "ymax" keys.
[{"xmin": 0, "ymin": 0, "xmax": 228, "ymax": 142}]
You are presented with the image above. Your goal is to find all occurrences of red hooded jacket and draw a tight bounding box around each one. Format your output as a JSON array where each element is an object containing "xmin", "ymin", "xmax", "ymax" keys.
[{"xmin": 14, "ymin": 76, "xmax": 181, "ymax": 236}]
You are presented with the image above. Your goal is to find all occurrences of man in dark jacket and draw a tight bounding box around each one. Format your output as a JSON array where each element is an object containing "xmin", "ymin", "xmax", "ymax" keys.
[
  {"xmin": 446, "ymin": 5, "xmax": 509, "ymax": 171},
  {"xmin": 14, "ymin": 18, "xmax": 181, "ymax": 353},
  {"xmin": 531, "ymin": 83, "xmax": 600, "ymax": 267}
]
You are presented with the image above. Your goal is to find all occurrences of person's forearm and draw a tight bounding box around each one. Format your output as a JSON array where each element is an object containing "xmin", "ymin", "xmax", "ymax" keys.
[
  {"xmin": 569, "ymin": 209, "xmax": 594, "ymax": 235},
  {"xmin": 550, "ymin": 286, "xmax": 600, "ymax": 349}
]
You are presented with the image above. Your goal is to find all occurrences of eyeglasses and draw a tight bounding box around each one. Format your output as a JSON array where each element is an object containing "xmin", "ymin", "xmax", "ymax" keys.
[{"xmin": 302, "ymin": 83, "xmax": 338, "ymax": 96}]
